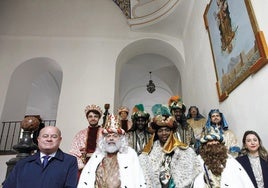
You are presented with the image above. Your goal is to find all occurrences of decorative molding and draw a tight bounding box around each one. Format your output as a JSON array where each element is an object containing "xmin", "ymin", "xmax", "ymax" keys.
[
  {"xmin": 113, "ymin": 0, "xmax": 131, "ymax": 18},
  {"xmin": 128, "ymin": 0, "xmax": 180, "ymax": 29}
]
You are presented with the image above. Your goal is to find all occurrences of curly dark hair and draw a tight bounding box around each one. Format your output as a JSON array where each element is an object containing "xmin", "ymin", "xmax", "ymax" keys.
[{"xmin": 200, "ymin": 142, "xmax": 228, "ymax": 176}]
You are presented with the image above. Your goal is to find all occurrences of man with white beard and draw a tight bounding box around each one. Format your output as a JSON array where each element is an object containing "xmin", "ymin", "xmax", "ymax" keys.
[{"xmin": 78, "ymin": 114, "xmax": 146, "ymax": 188}]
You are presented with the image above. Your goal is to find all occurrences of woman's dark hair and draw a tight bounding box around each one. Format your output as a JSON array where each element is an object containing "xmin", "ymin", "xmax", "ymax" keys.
[{"xmin": 241, "ymin": 130, "xmax": 268, "ymax": 161}]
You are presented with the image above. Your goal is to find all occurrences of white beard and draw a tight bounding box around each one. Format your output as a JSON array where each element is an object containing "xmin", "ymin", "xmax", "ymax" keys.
[{"xmin": 104, "ymin": 141, "xmax": 122, "ymax": 153}]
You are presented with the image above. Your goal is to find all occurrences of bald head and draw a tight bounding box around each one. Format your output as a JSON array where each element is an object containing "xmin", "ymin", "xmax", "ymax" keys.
[{"xmin": 37, "ymin": 126, "xmax": 62, "ymax": 155}]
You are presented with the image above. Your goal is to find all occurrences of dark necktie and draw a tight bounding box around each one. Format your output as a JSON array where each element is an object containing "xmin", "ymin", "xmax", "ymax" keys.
[{"xmin": 42, "ymin": 155, "xmax": 50, "ymax": 168}]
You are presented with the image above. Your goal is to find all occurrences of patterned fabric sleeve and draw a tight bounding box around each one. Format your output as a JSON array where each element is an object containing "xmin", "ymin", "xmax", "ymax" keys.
[
  {"xmin": 69, "ymin": 128, "xmax": 88, "ymax": 170},
  {"xmin": 224, "ymin": 129, "xmax": 240, "ymax": 157}
]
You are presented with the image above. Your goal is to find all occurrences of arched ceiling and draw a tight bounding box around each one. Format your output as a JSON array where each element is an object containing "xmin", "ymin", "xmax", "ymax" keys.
[
  {"xmin": 114, "ymin": 38, "xmax": 184, "ymax": 113},
  {"xmin": 119, "ymin": 53, "xmax": 181, "ymax": 115}
]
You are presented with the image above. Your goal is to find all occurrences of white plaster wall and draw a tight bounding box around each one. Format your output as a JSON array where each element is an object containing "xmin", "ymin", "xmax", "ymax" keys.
[
  {"xmin": 0, "ymin": 0, "xmax": 268, "ymax": 185},
  {"xmin": 0, "ymin": 36, "xmax": 183, "ymax": 185},
  {"xmin": 0, "ymin": 37, "xmax": 125, "ymax": 144},
  {"xmin": 182, "ymin": 0, "xmax": 268, "ymax": 152},
  {"xmin": 0, "ymin": 155, "xmax": 12, "ymax": 181},
  {"xmin": 0, "ymin": 1, "xmax": 183, "ymax": 183}
]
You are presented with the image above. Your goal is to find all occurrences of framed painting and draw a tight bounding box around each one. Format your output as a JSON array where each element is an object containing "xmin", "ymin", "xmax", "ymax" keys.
[{"xmin": 204, "ymin": 0, "xmax": 268, "ymax": 102}]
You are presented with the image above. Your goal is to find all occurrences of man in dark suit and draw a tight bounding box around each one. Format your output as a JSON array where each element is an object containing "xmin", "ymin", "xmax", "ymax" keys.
[{"xmin": 3, "ymin": 126, "xmax": 78, "ymax": 188}]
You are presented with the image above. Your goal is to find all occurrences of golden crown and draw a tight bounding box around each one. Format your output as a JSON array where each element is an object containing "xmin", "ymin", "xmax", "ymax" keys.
[{"xmin": 84, "ymin": 104, "xmax": 103, "ymax": 117}]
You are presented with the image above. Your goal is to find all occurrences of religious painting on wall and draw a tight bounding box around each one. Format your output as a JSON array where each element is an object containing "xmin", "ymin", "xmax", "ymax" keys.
[{"xmin": 204, "ymin": 0, "xmax": 268, "ymax": 102}]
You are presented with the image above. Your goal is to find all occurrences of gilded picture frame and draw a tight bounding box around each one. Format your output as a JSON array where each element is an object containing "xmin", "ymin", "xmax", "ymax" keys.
[{"xmin": 204, "ymin": 0, "xmax": 268, "ymax": 102}]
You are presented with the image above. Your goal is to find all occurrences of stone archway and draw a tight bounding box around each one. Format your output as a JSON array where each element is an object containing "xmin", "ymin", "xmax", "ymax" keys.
[
  {"xmin": 114, "ymin": 38, "xmax": 185, "ymax": 115},
  {"xmin": 0, "ymin": 57, "xmax": 62, "ymax": 122}
]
